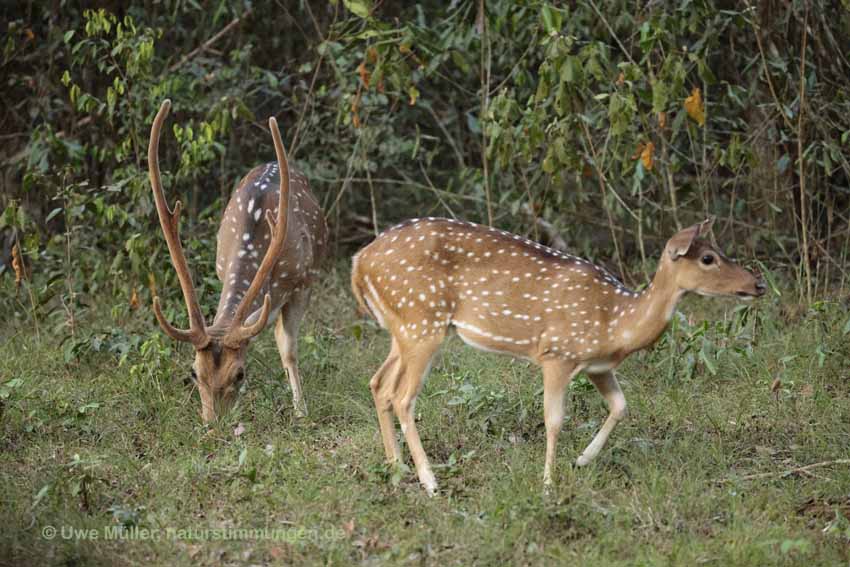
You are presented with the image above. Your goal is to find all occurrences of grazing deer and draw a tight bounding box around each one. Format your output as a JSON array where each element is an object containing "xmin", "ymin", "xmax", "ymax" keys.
[
  {"xmin": 352, "ymin": 217, "xmax": 765, "ymax": 494},
  {"xmin": 149, "ymin": 100, "xmax": 327, "ymax": 423}
]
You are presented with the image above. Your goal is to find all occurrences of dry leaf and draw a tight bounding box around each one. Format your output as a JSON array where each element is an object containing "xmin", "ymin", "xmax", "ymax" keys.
[
  {"xmin": 684, "ymin": 87, "xmax": 705, "ymax": 126},
  {"xmin": 11, "ymin": 242, "xmax": 24, "ymax": 289},
  {"xmin": 366, "ymin": 46, "xmax": 378, "ymax": 64},
  {"xmin": 343, "ymin": 519, "xmax": 355, "ymax": 536},
  {"xmin": 129, "ymin": 287, "xmax": 140, "ymax": 310},
  {"xmin": 351, "ymin": 90, "xmax": 361, "ymax": 128},
  {"xmin": 658, "ymin": 111, "xmax": 667, "ymax": 128},
  {"xmin": 631, "ymin": 141, "xmax": 655, "ymax": 170},
  {"xmin": 771, "ymin": 377, "xmax": 782, "ymax": 393},
  {"xmin": 640, "ymin": 141, "xmax": 655, "ymax": 170},
  {"xmin": 357, "ymin": 61, "xmax": 371, "ymax": 88},
  {"xmin": 800, "ymin": 384, "xmax": 814, "ymax": 398},
  {"xmin": 615, "ymin": 72, "xmax": 625, "ymax": 86},
  {"xmin": 233, "ymin": 423, "xmax": 246, "ymax": 437}
]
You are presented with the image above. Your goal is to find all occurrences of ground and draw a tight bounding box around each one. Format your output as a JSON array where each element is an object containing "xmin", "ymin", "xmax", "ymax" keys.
[{"xmin": 1, "ymin": 265, "xmax": 849, "ymax": 566}]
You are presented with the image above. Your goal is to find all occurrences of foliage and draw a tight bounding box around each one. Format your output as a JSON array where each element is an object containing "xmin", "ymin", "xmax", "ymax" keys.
[{"xmin": 1, "ymin": 2, "xmax": 849, "ymax": 330}]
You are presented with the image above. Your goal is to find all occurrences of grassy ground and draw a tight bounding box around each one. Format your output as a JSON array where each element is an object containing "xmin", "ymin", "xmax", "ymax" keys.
[{"xmin": 1, "ymin": 266, "xmax": 850, "ymax": 566}]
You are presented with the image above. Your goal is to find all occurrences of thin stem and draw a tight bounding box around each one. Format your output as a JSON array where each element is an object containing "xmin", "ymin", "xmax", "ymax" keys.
[
  {"xmin": 797, "ymin": 6, "xmax": 811, "ymax": 303},
  {"xmin": 479, "ymin": 0, "xmax": 493, "ymax": 226}
]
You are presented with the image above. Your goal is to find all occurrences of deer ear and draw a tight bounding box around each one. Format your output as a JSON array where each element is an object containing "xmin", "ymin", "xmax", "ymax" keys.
[{"xmin": 667, "ymin": 217, "xmax": 714, "ymax": 260}]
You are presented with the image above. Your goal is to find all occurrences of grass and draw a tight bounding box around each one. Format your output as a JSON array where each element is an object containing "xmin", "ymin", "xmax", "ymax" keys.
[{"xmin": 1, "ymin": 266, "xmax": 850, "ymax": 566}]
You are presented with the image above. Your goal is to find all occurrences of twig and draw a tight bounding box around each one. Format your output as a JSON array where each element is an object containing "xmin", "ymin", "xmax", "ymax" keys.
[
  {"xmin": 168, "ymin": 10, "xmax": 252, "ymax": 73},
  {"xmin": 362, "ymin": 143, "xmax": 379, "ymax": 236},
  {"xmin": 424, "ymin": 103, "xmax": 464, "ymax": 169},
  {"xmin": 579, "ymin": 120, "xmax": 626, "ymax": 281},
  {"xmin": 521, "ymin": 204, "xmax": 566, "ymax": 251},
  {"xmin": 797, "ymin": 6, "xmax": 811, "ymax": 303},
  {"xmin": 288, "ymin": 0, "xmax": 332, "ymax": 157},
  {"xmin": 586, "ymin": 0, "xmax": 638, "ymax": 67},
  {"xmin": 478, "ymin": 0, "xmax": 493, "ymax": 226},
  {"xmin": 721, "ymin": 459, "xmax": 850, "ymax": 482},
  {"xmin": 744, "ymin": 0, "xmax": 795, "ymax": 132},
  {"xmin": 418, "ymin": 163, "xmax": 457, "ymax": 219}
]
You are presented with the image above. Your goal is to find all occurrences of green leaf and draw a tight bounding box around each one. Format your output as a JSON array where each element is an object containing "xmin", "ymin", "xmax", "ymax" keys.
[
  {"xmin": 343, "ymin": 0, "xmax": 371, "ymax": 18},
  {"xmin": 651, "ymin": 79, "xmax": 668, "ymax": 113},
  {"xmin": 541, "ymin": 4, "xmax": 562, "ymax": 34},
  {"xmin": 46, "ymin": 208, "xmax": 63, "ymax": 223},
  {"xmin": 699, "ymin": 347, "xmax": 716, "ymax": 375}
]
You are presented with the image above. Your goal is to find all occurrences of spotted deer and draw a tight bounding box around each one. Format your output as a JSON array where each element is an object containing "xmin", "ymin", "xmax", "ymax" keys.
[
  {"xmin": 352, "ymin": 217, "xmax": 765, "ymax": 494},
  {"xmin": 149, "ymin": 100, "xmax": 327, "ymax": 423}
]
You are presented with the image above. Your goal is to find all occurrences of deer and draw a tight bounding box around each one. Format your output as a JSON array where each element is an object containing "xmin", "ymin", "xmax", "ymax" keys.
[
  {"xmin": 148, "ymin": 99, "xmax": 327, "ymax": 423},
  {"xmin": 351, "ymin": 217, "xmax": 765, "ymax": 494}
]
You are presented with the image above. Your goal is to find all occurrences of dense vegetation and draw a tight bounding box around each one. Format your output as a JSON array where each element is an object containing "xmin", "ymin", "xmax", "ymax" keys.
[{"xmin": 2, "ymin": 1, "xmax": 850, "ymax": 564}]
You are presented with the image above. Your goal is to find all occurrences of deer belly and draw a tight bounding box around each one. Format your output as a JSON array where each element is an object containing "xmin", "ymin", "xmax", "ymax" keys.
[
  {"xmin": 584, "ymin": 359, "xmax": 618, "ymax": 373},
  {"xmin": 452, "ymin": 320, "xmax": 534, "ymax": 357}
]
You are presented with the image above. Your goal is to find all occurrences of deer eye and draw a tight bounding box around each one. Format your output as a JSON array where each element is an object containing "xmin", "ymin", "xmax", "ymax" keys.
[
  {"xmin": 701, "ymin": 254, "xmax": 715, "ymax": 266},
  {"xmin": 234, "ymin": 370, "xmax": 245, "ymax": 385}
]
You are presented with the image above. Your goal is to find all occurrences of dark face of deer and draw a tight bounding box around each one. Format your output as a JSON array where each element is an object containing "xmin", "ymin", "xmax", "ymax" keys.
[
  {"xmin": 190, "ymin": 340, "xmax": 247, "ymax": 423},
  {"xmin": 664, "ymin": 221, "xmax": 766, "ymax": 299}
]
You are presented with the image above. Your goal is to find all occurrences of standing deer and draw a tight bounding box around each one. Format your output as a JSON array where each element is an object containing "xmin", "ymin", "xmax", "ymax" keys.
[
  {"xmin": 352, "ymin": 217, "xmax": 765, "ymax": 494},
  {"xmin": 149, "ymin": 100, "xmax": 327, "ymax": 423}
]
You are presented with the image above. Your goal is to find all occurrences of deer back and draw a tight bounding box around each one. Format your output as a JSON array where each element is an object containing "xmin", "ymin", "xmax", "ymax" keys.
[
  {"xmin": 353, "ymin": 218, "xmax": 638, "ymax": 362},
  {"xmin": 213, "ymin": 162, "xmax": 327, "ymax": 330}
]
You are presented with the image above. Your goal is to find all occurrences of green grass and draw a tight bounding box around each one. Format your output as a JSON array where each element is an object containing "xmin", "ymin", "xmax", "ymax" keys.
[{"xmin": 2, "ymin": 268, "xmax": 850, "ymax": 566}]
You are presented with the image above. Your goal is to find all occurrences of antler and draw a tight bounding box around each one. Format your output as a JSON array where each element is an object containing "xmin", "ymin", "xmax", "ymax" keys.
[
  {"xmin": 223, "ymin": 116, "xmax": 291, "ymax": 348},
  {"xmin": 148, "ymin": 99, "xmax": 210, "ymax": 349}
]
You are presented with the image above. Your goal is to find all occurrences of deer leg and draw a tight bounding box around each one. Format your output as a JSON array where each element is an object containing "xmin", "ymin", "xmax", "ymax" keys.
[
  {"xmin": 542, "ymin": 359, "xmax": 580, "ymax": 486},
  {"xmin": 274, "ymin": 290, "xmax": 311, "ymax": 417},
  {"xmin": 392, "ymin": 339, "xmax": 442, "ymax": 496},
  {"xmin": 576, "ymin": 370, "xmax": 627, "ymax": 467},
  {"xmin": 369, "ymin": 339, "xmax": 403, "ymax": 463}
]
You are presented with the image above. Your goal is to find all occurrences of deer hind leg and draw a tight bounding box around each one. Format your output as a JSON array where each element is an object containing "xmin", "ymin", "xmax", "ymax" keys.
[
  {"xmin": 576, "ymin": 370, "xmax": 627, "ymax": 467},
  {"xmin": 274, "ymin": 289, "xmax": 311, "ymax": 417},
  {"xmin": 542, "ymin": 359, "xmax": 580, "ymax": 486},
  {"xmin": 392, "ymin": 337, "xmax": 443, "ymax": 496},
  {"xmin": 369, "ymin": 339, "xmax": 403, "ymax": 463}
]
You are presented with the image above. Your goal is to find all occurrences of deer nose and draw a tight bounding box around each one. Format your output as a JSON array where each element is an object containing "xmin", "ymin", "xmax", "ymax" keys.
[{"xmin": 754, "ymin": 280, "xmax": 767, "ymax": 296}]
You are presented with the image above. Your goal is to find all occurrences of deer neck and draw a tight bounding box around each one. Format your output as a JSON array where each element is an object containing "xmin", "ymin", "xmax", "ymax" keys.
[{"xmin": 612, "ymin": 261, "xmax": 684, "ymax": 354}]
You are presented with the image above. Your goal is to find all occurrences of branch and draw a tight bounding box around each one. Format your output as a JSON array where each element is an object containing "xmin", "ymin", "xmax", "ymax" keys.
[
  {"xmin": 521, "ymin": 204, "xmax": 567, "ymax": 251},
  {"xmin": 720, "ymin": 459, "xmax": 850, "ymax": 482},
  {"xmin": 168, "ymin": 10, "xmax": 253, "ymax": 73}
]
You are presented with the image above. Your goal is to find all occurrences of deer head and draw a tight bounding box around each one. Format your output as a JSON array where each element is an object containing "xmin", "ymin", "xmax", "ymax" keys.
[
  {"xmin": 148, "ymin": 100, "xmax": 292, "ymax": 423},
  {"xmin": 662, "ymin": 218, "xmax": 766, "ymax": 299}
]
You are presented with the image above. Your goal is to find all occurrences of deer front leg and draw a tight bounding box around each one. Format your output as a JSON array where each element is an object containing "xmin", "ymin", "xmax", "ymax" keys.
[
  {"xmin": 576, "ymin": 370, "xmax": 627, "ymax": 467},
  {"xmin": 274, "ymin": 290, "xmax": 311, "ymax": 417},
  {"xmin": 392, "ymin": 339, "xmax": 442, "ymax": 496},
  {"xmin": 541, "ymin": 359, "xmax": 580, "ymax": 486}
]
